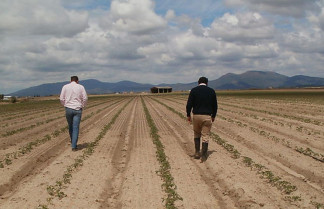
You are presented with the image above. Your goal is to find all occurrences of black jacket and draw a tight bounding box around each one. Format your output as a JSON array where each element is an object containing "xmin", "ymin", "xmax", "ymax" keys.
[{"xmin": 186, "ymin": 85, "xmax": 218, "ymax": 118}]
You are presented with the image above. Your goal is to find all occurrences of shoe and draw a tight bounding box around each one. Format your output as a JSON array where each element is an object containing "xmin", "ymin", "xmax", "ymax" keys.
[
  {"xmin": 201, "ymin": 142, "xmax": 208, "ymax": 162},
  {"xmin": 194, "ymin": 138, "xmax": 200, "ymax": 159},
  {"xmin": 72, "ymin": 147, "xmax": 78, "ymax": 152}
]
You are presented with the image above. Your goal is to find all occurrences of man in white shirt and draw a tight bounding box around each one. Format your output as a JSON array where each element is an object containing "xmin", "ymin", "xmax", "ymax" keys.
[{"xmin": 60, "ymin": 76, "xmax": 88, "ymax": 151}]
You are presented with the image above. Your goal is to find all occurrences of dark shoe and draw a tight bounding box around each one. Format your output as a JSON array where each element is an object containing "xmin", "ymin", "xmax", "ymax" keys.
[
  {"xmin": 194, "ymin": 138, "xmax": 200, "ymax": 159},
  {"xmin": 72, "ymin": 147, "xmax": 78, "ymax": 152},
  {"xmin": 201, "ymin": 142, "xmax": 208, "ymax": 162}
]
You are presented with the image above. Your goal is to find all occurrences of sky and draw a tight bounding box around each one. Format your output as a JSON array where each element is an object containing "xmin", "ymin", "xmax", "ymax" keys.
[{"xmin": 1, "ymin": 0, "xmax": 324, "ymax": 94}]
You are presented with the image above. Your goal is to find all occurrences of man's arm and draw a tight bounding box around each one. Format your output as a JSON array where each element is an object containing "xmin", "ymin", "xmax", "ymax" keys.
[
  {"xmin": 59, "ymin": 86, "xmax": 66, "ymax": 106},
  {"xmin": 186, "ymin": 91, "xmax": 193, "ymax": 122},
  {"xmin": 81, "ymin": 86, "xmax": 88, "ymax": 108},
  {"xmin": 211, "ymin": 91, "xmax": 218, "ymax": 122}
]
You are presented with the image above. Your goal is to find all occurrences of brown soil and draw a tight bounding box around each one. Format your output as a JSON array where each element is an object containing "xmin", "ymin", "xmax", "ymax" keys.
[{"xmin": 0, "ymin": 94, "xmax": 323, "ymax": 209}]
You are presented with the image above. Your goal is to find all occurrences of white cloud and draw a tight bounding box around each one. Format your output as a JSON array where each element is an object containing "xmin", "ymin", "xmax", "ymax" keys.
[
  {"xmin": 100, "ymin": 0, "xmax": 166, "ymax": 35},
  {"xmin": 0, "ymin": 0, "xmax": 324, "ymax": 94},
  {"xmin": 0, "ymin": 0, "xmax": 89, "ymax": 37},
  {"xmin": 209, "ymin": 12, "xmax": 275, "ymax": 43},
  {"xmin": 225, "ymin": 0, "xmax": 318, "ymax": 18},
  {"xmin": 308, "ymin": 7, "xmax": 324, "ymax": 30},
  {"xmin": 281, "ymin": 30, "xmax": 324, "ymax": 54},
  {"xmin": 165, "ymin": 10, "xmax": 176, "ymax": 20}
]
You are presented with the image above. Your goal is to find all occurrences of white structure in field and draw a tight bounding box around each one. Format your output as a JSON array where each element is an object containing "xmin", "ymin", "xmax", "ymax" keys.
[{"xmin": 3, "ymin": 96, "xmax": 12, "ymax": 100}]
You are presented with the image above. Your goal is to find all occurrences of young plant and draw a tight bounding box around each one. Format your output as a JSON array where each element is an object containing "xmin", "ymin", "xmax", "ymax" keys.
[{"xmin": 141, "ymin": 96, "xmax": 182, "ymax": 209}]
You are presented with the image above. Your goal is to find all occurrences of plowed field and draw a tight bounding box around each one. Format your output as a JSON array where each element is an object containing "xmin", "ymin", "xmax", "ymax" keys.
[{"xmin": 0, "ymin": 90, "xmax": 323, "ymax": 209}]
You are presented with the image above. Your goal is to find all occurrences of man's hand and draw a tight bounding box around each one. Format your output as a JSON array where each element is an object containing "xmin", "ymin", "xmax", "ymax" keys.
[
  {"xmin": 211, "ymin": 117, "xmax": 215, "ymax": 122},
  {"xmin": 187, "ymin": 116, "xmax": 192, "ymax": 123}
]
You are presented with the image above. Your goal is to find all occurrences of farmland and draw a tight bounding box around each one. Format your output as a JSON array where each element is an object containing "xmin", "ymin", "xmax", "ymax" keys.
[{"xmin": 0, "ymin": 90, "xmax": 323, "ymax": 209}]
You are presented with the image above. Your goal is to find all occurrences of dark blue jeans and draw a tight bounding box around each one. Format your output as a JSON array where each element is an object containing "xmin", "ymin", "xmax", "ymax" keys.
[{"xmin": 65, "ymin": 107, "xmax": 82, "ymax": 149}]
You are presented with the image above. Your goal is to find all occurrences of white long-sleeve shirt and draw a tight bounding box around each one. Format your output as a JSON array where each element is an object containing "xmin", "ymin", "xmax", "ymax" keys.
[{"xmin": 60, "ymin": 81, "xmax": 88, "ymax": 110}]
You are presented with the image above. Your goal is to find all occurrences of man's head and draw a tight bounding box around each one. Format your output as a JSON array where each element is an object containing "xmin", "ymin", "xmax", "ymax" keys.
[
  {"xmin": 71, "ymin": 76, "xmax": 79, "ymax": 83},
  {"xmin": 198, "ymin": 77, "xmax": 208, "ymax": 85}
]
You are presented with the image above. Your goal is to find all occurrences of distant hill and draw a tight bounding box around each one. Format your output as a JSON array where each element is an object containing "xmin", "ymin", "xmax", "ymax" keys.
[
  {"xmin": 209, "ymin": 71, "xmax": 288, "ymax": 89},
  {"xmin": 283, "ymin": 75, "xmax": 324, "ymax": 88},
  {"xmin": 10, "ymin": 79, "xmax": 154, "ymax": 97},
  {"xmin": 170, "ymin": 71, "xmax": 324, "ymax": 90},
  {"xmin": 10, "ymin": 71, "xmax": 324, "ymax": 96}
]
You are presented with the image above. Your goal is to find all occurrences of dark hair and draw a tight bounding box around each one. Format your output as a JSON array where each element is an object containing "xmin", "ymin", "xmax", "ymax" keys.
[
  {"xmin": 198, "ymin": 77, "xmax": 208, "ymax": 84},
  {"xmin": 71, "ymin": 76, "xmax": 79, "ymax": 82}
]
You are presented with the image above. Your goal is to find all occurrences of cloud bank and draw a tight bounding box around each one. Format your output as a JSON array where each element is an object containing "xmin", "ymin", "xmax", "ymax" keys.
[{"xmin": 0, "ymin": 0, "xmax": 324, "ymax": 93}]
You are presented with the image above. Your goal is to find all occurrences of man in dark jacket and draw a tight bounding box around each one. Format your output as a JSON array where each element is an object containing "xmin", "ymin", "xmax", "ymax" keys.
[{"xmin": 186, "ymin": 77, "xmax": 218, "ymax": 162}]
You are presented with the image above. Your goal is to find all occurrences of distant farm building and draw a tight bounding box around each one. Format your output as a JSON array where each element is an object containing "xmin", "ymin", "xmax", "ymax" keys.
[
  {"xmin": 150, "ymin": 86, "xmax": 172, "ymax": 93},
  {"xmin": 3, "ymin": 96, "xmax": 12, "ymax": 100}
]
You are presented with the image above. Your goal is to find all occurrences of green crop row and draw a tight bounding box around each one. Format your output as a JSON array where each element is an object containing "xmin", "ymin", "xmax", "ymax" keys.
[
  {"xmin": 217, "ymin": 90, "xmax": 324, "ymax": 104},
  {"xmin": 0, "ymin": 97, "xmax": 111, "ymax": 124},
  {"xmin": 0, "ymin": 132, "xmax": 63, "ymax": 169},
  {"xmin": 151, "ymin": 97, "xmax": 306, "ymax": 203},
  {"xmin": 37, "ymin": 99, "xmax": 129, "ymax": 209},
  {"xmin": 141, "ymin": 96, "xmax": 182, "ymax": 209},
  {"xmin": 221, "ymin": 102, "xmax": 323, "ymax": 126},
  {"xmin": 242, "ymin": 156, "xmax": 297, "ymax": 194},
  {"xmin": 0, "ymin": 99, "xmax": 124, "ymax": 168},
  {"xmin": 218, "ymin": 113, "xmax": 324, "ymax": 163},
  {"xmin": 1, "ymin": 115, "xmax": 64, "ymax": 137},
  {"xmin": 0, "ymin": 100, "xmax": 60, "ymax": 114},
  {"xmin": 219, "ymin": 105, "xmax": 322, "ymax": 137},
  {"xmin": 296, "ymin": 147, "xmax": 324, "ymax": 163}
]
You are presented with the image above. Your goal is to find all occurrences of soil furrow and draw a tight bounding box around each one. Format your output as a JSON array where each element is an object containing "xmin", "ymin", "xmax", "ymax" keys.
[
  {"xmin": 155, "ymin": 96, "xmax": 324, "ymax": 188},
  {"xmin": 0, "ymin": 97, "xmax": 131, "ymax": 208},
  {"xmin": 118, "ymin": 97, "xmax": 165, "ymax": 208},
  {"xmin": 149, "ymin": 96, "xmax": 324, "ymax": 208},
  {"xmin": 0, "ymin": 98, "xmax": 130, "ymax": 200},
  {"xmin": 0, "ymin": 98, "xmax": 126, "ymax": 166},
  {"xmin": 145, "ymin": 97, "xmax": 235, "ymax": 209},
  {"xmin": 0, "ymin": 99, "xmax": 121, "ymax": 150},
  {"xmin": 0, "ymin": 93, "xmax": 323, "ymax": 209}
]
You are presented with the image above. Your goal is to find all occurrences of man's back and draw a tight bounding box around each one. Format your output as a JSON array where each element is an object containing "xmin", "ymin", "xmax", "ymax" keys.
[
  {"xmin": 60, "ymin": 81, "xmax": 87, "ymax": 110},
  {"xmin": 186, "ymin": 85, "xmax": 217, "ymax": 118},
  {"xmin": 186, "ymin": 76, "xmax": 218, "ymax": 162}
]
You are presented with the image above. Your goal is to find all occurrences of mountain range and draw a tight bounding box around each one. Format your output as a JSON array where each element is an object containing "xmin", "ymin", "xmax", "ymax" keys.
[{"xmin": 10, "ymin": 71, "xmax": 324, "ymax": 97}]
